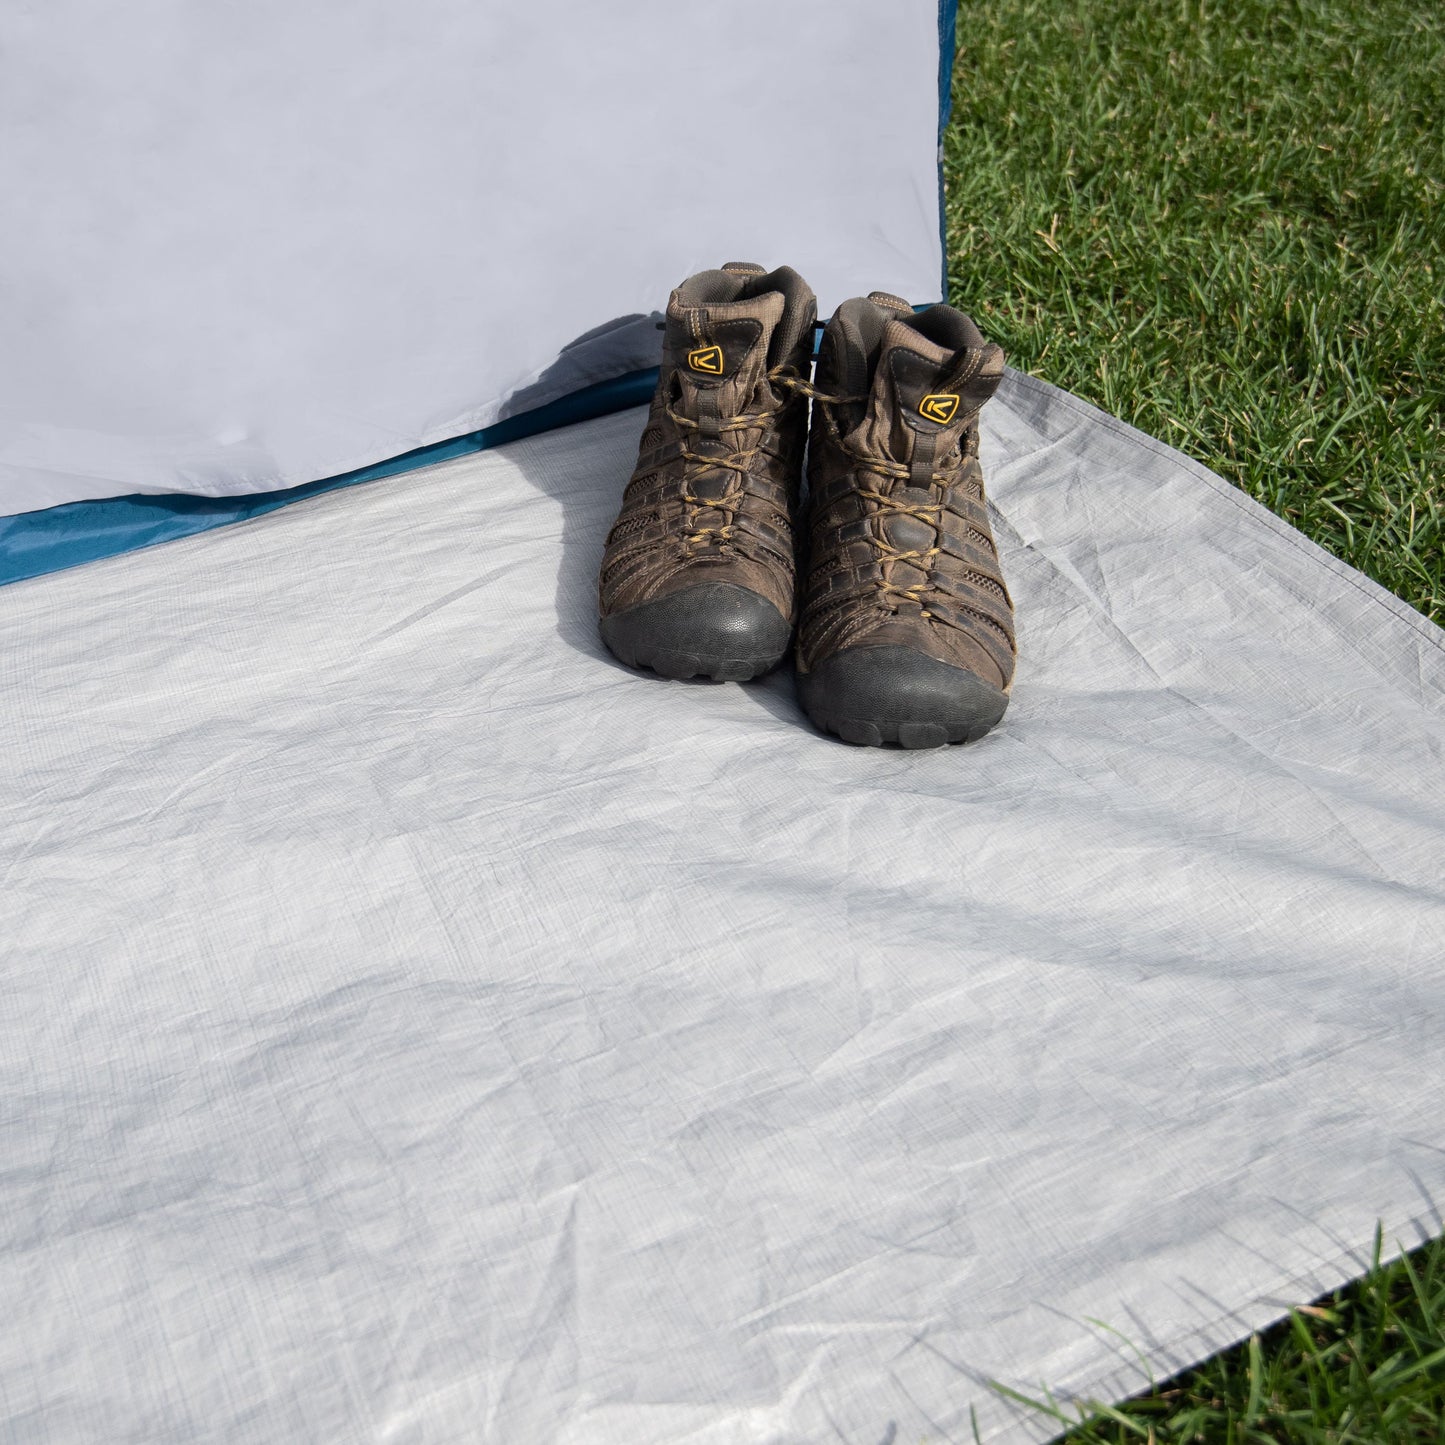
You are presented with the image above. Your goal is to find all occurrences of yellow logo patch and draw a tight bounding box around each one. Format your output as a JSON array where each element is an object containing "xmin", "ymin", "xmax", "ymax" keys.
[
  {"xmin": 687, "ymin": 344, "xmax": 724, "ymax": 375},
  {"xmin": 919, "ymin": 393, "xmax": 960, "ymax": 424}
]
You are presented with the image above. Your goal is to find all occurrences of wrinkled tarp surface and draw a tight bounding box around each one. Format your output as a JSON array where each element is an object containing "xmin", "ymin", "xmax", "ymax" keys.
[{"xmin": 2, "ymin": 376, "xmax": 1443, "ymax": 1444}]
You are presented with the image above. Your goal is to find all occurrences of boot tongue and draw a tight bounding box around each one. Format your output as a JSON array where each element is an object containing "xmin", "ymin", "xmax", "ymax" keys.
[
  {"xmin": 852, "ymin": 316, "xmax": 1001, "ymax": 469},
  {"xmin": 666, "ymin": 288, "xmax": 786, "ymax": 427}
]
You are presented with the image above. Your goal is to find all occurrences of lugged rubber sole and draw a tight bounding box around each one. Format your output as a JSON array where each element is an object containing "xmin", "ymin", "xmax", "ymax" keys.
[
  {"xmin": 600, "ymin": 582, "xmax": 792, "ymax": 683},
  {"xmin": 797, "ymin": 644, "xmax": 1009, "ymax": 749}
]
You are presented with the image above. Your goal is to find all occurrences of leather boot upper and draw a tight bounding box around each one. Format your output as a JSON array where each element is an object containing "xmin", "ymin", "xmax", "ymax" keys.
[
  {"xmin": 798, "ymin": 295, "xmax": 1016, "ymax": 692},
  {"xmin": 599, "ymin": 264, "xmax": 817, "ymax": 627}
]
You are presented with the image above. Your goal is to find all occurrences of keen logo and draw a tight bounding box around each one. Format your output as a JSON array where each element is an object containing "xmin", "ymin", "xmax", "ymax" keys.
[
  {"xmin": 687, "ymin": 345, "xmax": 725, "ymax": 375},
  {"xmin": 919, "ymin": 393, "xmax": 960, "ymax": 424}
]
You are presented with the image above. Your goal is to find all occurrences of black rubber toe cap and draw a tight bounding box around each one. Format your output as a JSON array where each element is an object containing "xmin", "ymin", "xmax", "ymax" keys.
[
  {"xmin": 600, "ymin": 582, "xmax": 792, "ymax": 681},
  {"xmin": 797, "ymin": 645, "xmax": 1009, "ymax": 747}
]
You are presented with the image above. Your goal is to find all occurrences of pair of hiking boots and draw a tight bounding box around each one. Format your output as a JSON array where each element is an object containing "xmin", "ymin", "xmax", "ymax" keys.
[{"xmin": 597, "ymin": 263, "xmax": 1014, "ymax": 749}]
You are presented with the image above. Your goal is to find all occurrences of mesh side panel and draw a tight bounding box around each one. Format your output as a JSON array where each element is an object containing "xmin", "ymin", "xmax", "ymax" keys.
[
  {"xmin": 623, "ymin": 470, "xmax": 659, "ymax": 500},
  {"xmin": 961, "ymin": 570, "xmax": 1009, "ymax": 603},
  {"xmin": 610, "ymin": 512, "xmax": 654, "ymax": 544},
  {"xmin": 601, "ymin": 553, "xmax": 645, "ymax": 591},
  {"xmin": 807, "ymin": 559, "xmax": 862, "ymax": 594},
  {"xmin": 742, "ymin": 535, "xmax": 794, "ymax": 573},
  {"xmin": 957, "ymin": 603, "xmax": 1014, "ymax": 643}
]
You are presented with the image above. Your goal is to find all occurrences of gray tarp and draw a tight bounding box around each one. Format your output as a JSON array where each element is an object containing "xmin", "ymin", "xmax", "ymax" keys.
[{"xmin": 2, "ymin": 375, "xmax": 1443, "ymax": 1443}]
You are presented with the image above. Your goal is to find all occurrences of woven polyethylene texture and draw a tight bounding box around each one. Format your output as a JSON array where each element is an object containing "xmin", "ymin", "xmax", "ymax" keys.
[{"xmin": 1, "ymin": 376, "xmax": 1442, "ymax": 1443}]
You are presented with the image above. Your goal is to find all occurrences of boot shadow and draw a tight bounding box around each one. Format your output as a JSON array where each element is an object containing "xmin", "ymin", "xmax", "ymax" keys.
[{"xmin": 499, "ymin": 316, "xmax": 809, "ymax": 732}]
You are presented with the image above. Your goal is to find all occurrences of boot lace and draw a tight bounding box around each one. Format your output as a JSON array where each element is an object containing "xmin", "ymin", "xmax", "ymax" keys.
[
  {"xmin": 804, "ymin": 381, "xmax": 974, "ymax": 617},
  {"xmin": 662, "ymin": 366, "xmax": 804, "ymax": 551}
]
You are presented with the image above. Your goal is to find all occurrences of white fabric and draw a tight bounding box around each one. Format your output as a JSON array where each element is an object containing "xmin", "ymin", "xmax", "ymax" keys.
[
  {"xmin": 2, "ymin": 379, "xmax": 1443, "ymax": 1444},
  {"xmin": 0, "ymin": 0, "xmax": 944, "ymax": 516}
]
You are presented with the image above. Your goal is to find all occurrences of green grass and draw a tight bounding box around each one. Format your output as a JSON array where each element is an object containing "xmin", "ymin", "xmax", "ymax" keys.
[
  {"xmin": 942, "ymin": 0, "xmax": 1444, "ymax": 624},
  {"xmin": 941, "ymin": 1, "xmax": 1445, "ymax": 1435},
  {"xmin": 992, "ymin": 1230, "xmax": 1445, "ymax": 1443}
]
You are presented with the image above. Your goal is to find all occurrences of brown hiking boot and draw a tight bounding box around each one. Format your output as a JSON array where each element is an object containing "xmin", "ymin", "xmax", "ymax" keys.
[
  {"xmin": 795, "ymin": 293, "xmax": 1015, "ymax": 747},
  {"xmin": 598, "ymin": 263, "xmax": 816, "ymax": 681}
]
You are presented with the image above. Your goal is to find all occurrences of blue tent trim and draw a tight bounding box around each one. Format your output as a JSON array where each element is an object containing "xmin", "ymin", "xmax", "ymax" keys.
[
  {"xmin": 1, "ymin": 2, "xmax": 961, "ymax": 589},
  {"xmin": 939, "ymin": 0, "xmax": 959, "ymax": 134},
  {"xmin": 938, "ymin": 0, "xmax": 959, "ymax": 299},
  {"xmin": 0, "ymin": 370, "xmax": 658, "ymax": 588}
]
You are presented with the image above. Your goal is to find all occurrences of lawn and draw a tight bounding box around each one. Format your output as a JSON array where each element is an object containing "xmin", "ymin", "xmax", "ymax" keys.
[
  {"xmin": 941, "ymin": 0, "xmax": 1445, "ymax": 1435},
  {"xmin": 1002, "ymin": 1232, "xmax": 1445, "ymax": 1443},
  {"xmin": 944, "ymin": 0, "xmax": 1442, "ymax": 626}
]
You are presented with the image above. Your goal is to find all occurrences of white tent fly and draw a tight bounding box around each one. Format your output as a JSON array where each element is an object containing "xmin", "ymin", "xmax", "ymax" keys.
[
  {"xmin": 3, "ymin": 4, "xmax": 1443, "ymax": 1443},
  {"xmin": 1, "ymin": 1, "xmax": 952, "ymax": 560}
]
